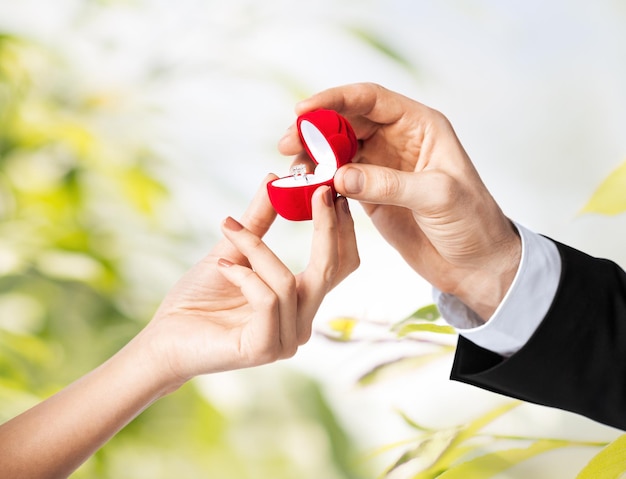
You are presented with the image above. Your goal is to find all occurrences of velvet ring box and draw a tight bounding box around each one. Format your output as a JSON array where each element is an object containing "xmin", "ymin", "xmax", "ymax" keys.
[{"xmin": 267, "ymin": 109, "xmax": 358, "ymax": 221}]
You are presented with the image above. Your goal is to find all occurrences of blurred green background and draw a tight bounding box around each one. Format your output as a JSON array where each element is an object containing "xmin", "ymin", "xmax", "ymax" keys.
[
  {"xmin": 1, "ymin": 1, "xmax": 626, "ymax": 478},
  {"xmin": 0, "ymin": 31, "xmax": 369, "ymax": 478}
]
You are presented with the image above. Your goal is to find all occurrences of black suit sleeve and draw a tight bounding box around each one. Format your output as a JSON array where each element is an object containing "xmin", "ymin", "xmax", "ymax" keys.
[{"xmin": 450, "ymin": 239, "xmax": 626, "ymax": 430}]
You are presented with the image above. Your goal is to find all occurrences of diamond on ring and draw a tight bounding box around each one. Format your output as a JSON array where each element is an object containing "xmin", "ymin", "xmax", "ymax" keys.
[{"xmin": 290, "ymin": 164, "xmax": 308, "ymax": 183}]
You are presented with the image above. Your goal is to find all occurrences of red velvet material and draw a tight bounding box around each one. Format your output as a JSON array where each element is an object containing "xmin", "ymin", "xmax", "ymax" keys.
[
  {"xmin": 267, "ymin": 178, "xmax": 336, "ymax": 222},
  {"xmin": 267, "ymin": 109, "xmax": 357, "ymax": 221}
]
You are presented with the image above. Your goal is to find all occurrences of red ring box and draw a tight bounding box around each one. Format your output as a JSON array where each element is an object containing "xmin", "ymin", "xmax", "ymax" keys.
[{"xmin": 267, "ymin": 109, "xmax": 357, "ymax": 221}]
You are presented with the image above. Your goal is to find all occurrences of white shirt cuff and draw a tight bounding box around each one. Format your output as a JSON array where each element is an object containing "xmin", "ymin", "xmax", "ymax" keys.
[{"xmin": 433, "ymin": 223, "xmax": 561, "ymax": 357}]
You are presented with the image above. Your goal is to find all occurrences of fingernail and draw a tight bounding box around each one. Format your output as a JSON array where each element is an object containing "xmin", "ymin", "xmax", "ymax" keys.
[
  {"xmin": 343, "ymin": 167, "xmax": 364, "ymax": 194},
  {"xmin": 322, "ymin": 186, "xmax": 333, "ymax": 207},
  {"xmin": 338, "ymin": 196, "xmax": 350, "ymax": 214},
  {"xmin": 218, "ymin": 258, "xmax": 234, "ymax": 267},
  {"xmin": 223, "ymin": 216, "xmax": 243, "ymax": 231}
]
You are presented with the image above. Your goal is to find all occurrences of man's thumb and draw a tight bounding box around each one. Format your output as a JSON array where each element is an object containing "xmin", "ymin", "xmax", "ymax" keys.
[{"xmin": 335, "ymin": 164, "xmax": 417, "ymax": 208}]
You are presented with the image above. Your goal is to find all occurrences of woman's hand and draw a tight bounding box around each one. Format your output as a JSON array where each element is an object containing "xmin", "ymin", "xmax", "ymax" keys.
[
  {"xmin": 137, "ymin": 174, "xmax": 359, "ymax": 389},
  {"xmin": 279, "ymin": 83, "xmax": 520, "ymax": 320},
  {"xmin": 0, "ymin": 174, "xmax": 359, "ymax": 479}
]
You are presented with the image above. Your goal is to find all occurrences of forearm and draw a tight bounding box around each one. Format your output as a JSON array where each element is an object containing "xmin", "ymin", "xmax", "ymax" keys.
[
  {"xmin": 449, "ymin": 220, "xmax": 522, "ymax": 321},
  {"xmin": 0, "ymin": 335, "xmax": 174, "ymax": 479}
]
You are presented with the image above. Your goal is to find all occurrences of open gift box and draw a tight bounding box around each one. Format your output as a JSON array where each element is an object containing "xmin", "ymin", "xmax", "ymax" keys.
[{"xmin": 267, "ymin": 109, "xmax": 358, "ymax": 221}]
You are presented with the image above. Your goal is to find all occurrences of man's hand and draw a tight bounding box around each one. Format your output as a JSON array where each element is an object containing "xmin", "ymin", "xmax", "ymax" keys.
[{"xmin": 279, "ymin": 83, "xmax": 520, "ymax": 320}]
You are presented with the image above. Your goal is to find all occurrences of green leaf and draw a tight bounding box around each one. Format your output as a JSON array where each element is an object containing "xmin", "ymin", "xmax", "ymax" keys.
[
  {"xmin": 384, "ymin": 427, "xmax": 461, "ymax": 477},
  {"xmin": 392, "ymin": 304, "xmax": 450, "ymax": 336},
  {"xmin": 396, "ymin": 409, "xmax": 432, "ymax": 432},
  {"xmin": 576, "ymin": 434, "xmax": 626, "ymax": 479},
  {"xmin": 580, "ymin": 160, "xmax": 626, "ymax": 216},
  {"xmin": 434, "ymin": 440, "xmax": 569, "ymax": 479},
  {"xmin": 410, "ymin": 402, "xmax": 521, "ymax": 477},
  {"xmin": 396, "ymin": 323, "xmax": 456, "ymax": 337},
  {"xmin": 391, "ymin": 305, "xmax": 452, "ymax": 337},
  {"xmin": 347, "ymin": 26, "xmax": 416, "ymax": 72},
  {"xmin": 453, "ymin": 401, "xmax": 521, "ymax": 445},
  {"xmin": 357, "ymin": 350, "xmax": 453, "ymax": 386},
  {"xmin": 405, "ymin": 304, "xmax": 441, "ymax": 322}
]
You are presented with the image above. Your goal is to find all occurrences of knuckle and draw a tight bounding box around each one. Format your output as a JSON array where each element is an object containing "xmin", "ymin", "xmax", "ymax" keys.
[
  {"xmin": 248, "ymin": 234, "xmax": 266, "ymax": 252},
  {"xmin": 258, "ymin": 292, "xmax": 280, "ymax": 313},
  {"xmin": 377, "ymin": 170, "xmax": 403, "ymax": 201},
  {"xmin": 259, "ymin": 346, "xmax": 281, "ymax": 364},
  {"xmin": 297, "ymin": 324, "xmax": 312, "ymax": 345},
  {"xmin": 355, "ymin": 81, "xmax": 378, "ymax": 96},
  {"xmin": 283, "ymin": 342, "xmax": 299, "ymax": 359},
  {"xmin": 363, "ymin": 81, "xmax": 385, "ymax": 97},
  {"xmin": 352, "ymin": 82, "xmax": 383, "ymax": 112},
  {"xmin": 436, "ymin": 173, "xmax": 461, "ymax": 204},
  {"xmin": 423, "ymin": 171, "xmax": 462, "ymax": 212},
  {"xmin": 427, "ymin": 107, "xmax": 453, "ymax": 131},
  {"xmin": 348, "ymin": 252, "xmax": 361, "ymax": 273},
  {"xmin": 235, "ymin": 232, "xmax": 266, "ymax": 258},
  {"xmin": 243, "ymin": 216, "xmax": 266, "ymax": 236},
  {"xmin": 275, "ymin": 271, "xmax": 296, "ymax": 294}
]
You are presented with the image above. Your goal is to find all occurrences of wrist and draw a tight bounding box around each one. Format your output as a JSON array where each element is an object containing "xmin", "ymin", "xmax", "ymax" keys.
[
  {"xmin": 121, "ymin": 327, "xmax": 188, "ymax": 400},
  {"xmin": 451, "ymin": 224, "xmax": 522, "ymax": 321}
]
